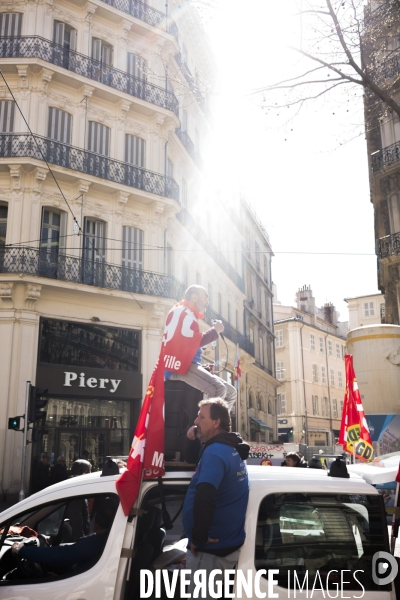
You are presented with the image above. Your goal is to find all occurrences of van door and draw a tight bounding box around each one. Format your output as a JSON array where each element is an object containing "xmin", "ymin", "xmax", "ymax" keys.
[{"xmin": 0, "ymin": 491, "xmax": 126, "ymax": 600}]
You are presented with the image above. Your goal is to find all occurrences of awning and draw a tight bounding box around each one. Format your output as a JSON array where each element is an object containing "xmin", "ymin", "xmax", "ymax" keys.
[{"xmin": 250, "ymin": 417, "xmax": 273, "ymax": 431}]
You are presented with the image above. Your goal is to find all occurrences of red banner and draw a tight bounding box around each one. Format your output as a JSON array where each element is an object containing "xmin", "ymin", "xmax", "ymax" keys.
[
  {"xmin": 115, "ymin": 353, "xmax": 165, "ymax": 516},
  {"xmin": 339, "ymin": 354, "xmax": 374, "ymax": 462},
  {"xmin": 162, "ymin": 303, "xmax": 203, "ymax": 374}
]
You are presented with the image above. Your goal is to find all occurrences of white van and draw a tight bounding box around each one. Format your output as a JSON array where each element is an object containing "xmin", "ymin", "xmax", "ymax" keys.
[{"xmin": 0, "ymin": 466, "xmax": 395, "ymax": 599}]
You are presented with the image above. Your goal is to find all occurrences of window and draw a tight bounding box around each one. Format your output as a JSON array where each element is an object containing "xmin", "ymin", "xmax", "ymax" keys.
[
  {"xmin": 319, "ymin": 337, "xmax": 324, "ymax": 353},
  {"xmin": 276, "ymin": 330, "xmax": 283, "ymax": 348},
  {"xmin": 255, "ymin": 241, "xmax": 260, "ymax": 267},
  {"xmin": 83, "ymin": 218, "xmax": 106, "ymax": 287},
  {"xmin": 218, "ymin": 293, "xmax": 222, "ymax": 315},
  {"xmin": 0, "ymin": 203, "xmax": 8, "ymax": 247},
  {"xmin": 321, "ymin": 396, "xmax": 329, "ymax": 417},
  {"xmin": 227, "ymin": 302, "xmax": 231, "ymax": 324},
  {"xmin": 48, "ymin": 107, "xmax": 72, "ymax": 144},
  {"xmin": 310, "ymin": 333, "xmax": 315, "ymax": 351},
  {"xmin": 277, "ymin": 393, "xmax": 286, "ymax": 414},
  {"xmin": 181, "ymin": 107, "xmax": 188, "ymax": 132},
  {"xmin": 0, "ymin": 12, "xmax": 22, "ymax": 36},
  {"xmin": 249, "ymin": 325, "xmax": 254, "ymax": 344},
  {"xmin": 92, "ymin": 38, "xmax": 113, "ymax": 65},
  {"xmin": 259, "ymin": 337, "xmax": 264, "ymax": 365},
  {"xmin": 125, "ymin": 135, "xmax": 146, "ymax": 167},
  {"xmin": 127, "ymin": 52, "xmax": 147, "ymax": 81},
  {"xmin": 235, "ymin": 310, "xmax": 239, "ymax": 330},
  {"xmin": 0, "ymin": 100, "xmax": 15, "ymax": 133},
  {"xmin": 328, "ymin": 340, "xmax": 333, "ymax": 356},
  {"xmin": 364, "ymin": 301, "xmax": 375, "ymax": 317},
  {"xmin": 0, "ymin": 493, "xmax": 119, "ymax": 583},
  {"xmin": 340, "ymin": 399, "xmax": 344, "ymax": 413},
  {"xmin": 255, "ymin": 493, "xmax": 391, "ymax": 592},
  {"xmin": 276, "ymin": 361, "xmax": 284, "ymax": 380},
  {"xmin": 264, "ymin": 256, "xmax": 269, "ymax": 283},
  {"xmin": 312, "ymin": 395, "xmax": 319, "ymax": 415},
  {"xmin": 312, "ymin": 364, "xmax": 319, "ymax": 383},
  {"xmin": 338, "ymin": 370, "xmax": 343, "ymax": 388},
  {"xmin": 342, "ymin": 345, "xmax": 345, "ymax": 359},
  {"xmin": 53, "ymin": 21, "xmax": 77, "ymax": 52},
  {"xmin": 39, "ymin": 209, "xmax": 67, "ymax": 277},
  {"xmin": 330, "ymin": 368, "xmax": 335, "ymax": 386},
  {"xmin": 332, "ymin": 398, "xmax": 338, "ymax": 418},
  {"xmin": 336, "ymin": 343, "xmax": 340, "ymax": 358},
  {"xmin": 166, "ymin": 245, "xmax": 173, "ymax": 276},
  {"xmin": 122, "ymin": 226, "xmax": 143, "ymax": 270},
  {"xmin": 87, "ymin": 122, "xmax": 110, "ymax": 156},
  {"xmin": 182, "ymin": 178, "xmax": 188, "ymax": 208},
  {"xmin": 321, "ymin": 366, "xmax": 327, "ymax": 384}
]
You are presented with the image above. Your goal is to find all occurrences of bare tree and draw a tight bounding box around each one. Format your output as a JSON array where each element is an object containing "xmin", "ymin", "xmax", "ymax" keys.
[{"xmin": 257, "ymin": 0, "xmax": 400, "ymax": 137}]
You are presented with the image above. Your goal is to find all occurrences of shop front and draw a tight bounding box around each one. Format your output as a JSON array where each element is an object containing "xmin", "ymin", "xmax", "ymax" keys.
[{"xmin": 31, "ymin": 318, "xmax": 142, "ymax": 480}]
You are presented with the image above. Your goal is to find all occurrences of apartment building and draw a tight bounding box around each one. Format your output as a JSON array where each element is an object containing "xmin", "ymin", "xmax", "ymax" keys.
[{"xmin": 274, "ymin": 286, "xmax": 347, "ymax": 446}]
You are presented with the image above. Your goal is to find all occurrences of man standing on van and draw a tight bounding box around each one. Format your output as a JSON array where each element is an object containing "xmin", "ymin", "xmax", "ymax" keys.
[
  {"xmin": 164, "ymin": 285, "xmax": 237, "ymax": 411},
  {"xmin": 182, "ymin": 398, "xmax": 249, "ymax": 598}
]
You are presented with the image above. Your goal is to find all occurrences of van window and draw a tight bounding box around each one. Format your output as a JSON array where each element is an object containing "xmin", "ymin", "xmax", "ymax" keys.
[
  {"xmin": 255, "ymin": 492, "xmax": 390, "ymax": 592},
  {"xmin": 0, "ymin": 493, "xmax": 119, "ymax": 584}
]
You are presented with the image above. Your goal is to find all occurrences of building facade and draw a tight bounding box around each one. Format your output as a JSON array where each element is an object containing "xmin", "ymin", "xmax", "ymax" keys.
[
  {"xmin": 274, "ymin": 286, "xmax": 347, "ymax": 446},
  {"xmin": 345, "ymin": 293, "xmax": 385, "ymax": 330},
  {"xmin": 0, "ymin": 2, "xmax": 278, "ymax": 500}
]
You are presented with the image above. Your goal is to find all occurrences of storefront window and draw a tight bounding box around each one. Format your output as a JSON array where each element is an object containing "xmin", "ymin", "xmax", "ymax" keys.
[{"xmin": 39, "ymin": 319, "xmax": 140, "ymax": 371}]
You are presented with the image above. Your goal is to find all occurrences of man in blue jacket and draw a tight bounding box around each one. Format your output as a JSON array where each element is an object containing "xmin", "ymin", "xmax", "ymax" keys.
[{"xmin": 182, "ymin": 398, "xmax": 249, "ymax": 599}]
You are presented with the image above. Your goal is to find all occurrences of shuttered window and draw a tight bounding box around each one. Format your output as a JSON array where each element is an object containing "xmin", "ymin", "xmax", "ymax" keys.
[
  {"xmin": 0, "ymin": 13, "xmax": 22, "ymax": 37},
  {"xmin": 92, "ymin": 38, "xmax": 113, "ymax": 65},
  {"xmin": 127, "ymin": 53, "xmax": 147, "ymax": 80},
  {"xmin": 125, "ymin": 135, "xmax": 145, "ymax": 167},
  {"xmin": 87, "ymin": 122, "xmax": 110, "ymax": 156},
  {"xmin": 47, "ymin": 107, "xmax": 72, "ymax": 144},
  {"xmin": 84, "ymin": 218, "xmax": 106, "ymax": 262},
  {"xmin": 0, "ymin": 101, "xmax": 15, "ymax": 132},
  {"xmin": 122, "ymin": 226, "xmax": 143, "ymax": 270},
  {"xmin": 0, "ymin": 203, "xmax": 8, "ymax": 247},
  {"xmin": 53, "ymin": 21, "xmax": 77, "ymax": 51}
]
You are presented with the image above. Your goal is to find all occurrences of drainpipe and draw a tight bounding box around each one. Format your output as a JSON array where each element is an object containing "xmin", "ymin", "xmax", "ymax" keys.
[
  {"xmin": 324, "ymin": 333, "xmax": 333, "ymax": 446},
  {"xmin": 299, "ymin": 323, "xmax": 308, "ymax": 445}
]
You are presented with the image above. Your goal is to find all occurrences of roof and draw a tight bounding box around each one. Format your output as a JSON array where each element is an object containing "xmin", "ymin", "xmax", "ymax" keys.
[
  {"xmin": 274, "ymin": 317, "xmax": 347, "ymax": 340},
  {"xmin": 344, "ymin": 293, "xmax": 384, "ymax": 302},
  {"xmin": 250, "ymin": 416, "xmax": 273, "ymax": 431}
]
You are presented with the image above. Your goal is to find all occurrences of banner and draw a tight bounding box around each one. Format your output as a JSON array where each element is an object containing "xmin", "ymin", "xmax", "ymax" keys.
[
  {"xmin": 162, "ymin": 303, "xmax": 203, "ymax": 374},
  {"xmin": 116, "ymin": 353, "xmax": 165, "ymax": 516},
  {"xmin": 339, "ymin": 354, "xmax": 375, "ymax": 462}
]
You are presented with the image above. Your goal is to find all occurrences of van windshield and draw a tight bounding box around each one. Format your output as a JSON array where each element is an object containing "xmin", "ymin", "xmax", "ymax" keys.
[{"xmin": 255, "ymin": 492, "xmax": 390, "ymax": 592}]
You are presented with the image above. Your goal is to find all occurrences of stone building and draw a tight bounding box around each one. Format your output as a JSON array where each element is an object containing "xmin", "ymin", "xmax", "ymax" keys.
[
  {"xmin": 274, "ymin": 286, "xmax": 347, "ymax": 446},
  {"xmin": 0, "ymin": 2, "xmax": 278, "ymax": 500}
]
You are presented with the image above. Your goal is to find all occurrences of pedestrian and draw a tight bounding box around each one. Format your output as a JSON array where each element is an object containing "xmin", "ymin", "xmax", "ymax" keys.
[
  {"xmin": 182, "ymin": 398, "xmax": 249, "ymax": 599},
  {"xmin": 50, "ymin": 455, "xmax": 68, "ymax": 485},
  {"xmin": 30, "ymin": 452, "xmax": 51, "ymax": 494},
  {"xmin": 163, "ymin": 285, "xmax": 237, "ymax": 411},
  {"xmin": 319, "ymin": 449, "xmax": 328, "ymax": 470},
  {"xmin": 284, "ymin": 452, "xmax": 307, "ymax": 467},
  {"xmin": 308, "ymin": 457, "xmax": 323, "ymax": 469}
]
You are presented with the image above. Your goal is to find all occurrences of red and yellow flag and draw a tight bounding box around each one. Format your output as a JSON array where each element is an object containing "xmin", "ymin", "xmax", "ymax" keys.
[
  {"xmin": 115, "ymin": 352, "xmax": 165, "ymax": 516},
  {"xmin": 339, "ymin": 354, "xmax": 374, "ymax": 462}
]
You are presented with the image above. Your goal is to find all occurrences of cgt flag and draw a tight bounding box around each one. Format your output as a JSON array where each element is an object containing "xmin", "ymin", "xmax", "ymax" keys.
[
  {"xmin": 233, "ymin": 344, "xmax": 241, "ymax": 390},
  {"xmin": 115, "ymin": 352, "xmax": 165, "ymax": 516},
  {"xmin": 339, "ymin": 354, "xmax": 375, "ymax": 462}
]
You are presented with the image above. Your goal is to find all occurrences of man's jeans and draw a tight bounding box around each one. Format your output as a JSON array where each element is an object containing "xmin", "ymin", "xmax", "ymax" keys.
[
  {"xmin": 185, "ymin": 548, "xmax": 240, "ymax": 600},
  {"xmin": 169, "ymin": 363, "xmax": 237, "ymax": 412}
]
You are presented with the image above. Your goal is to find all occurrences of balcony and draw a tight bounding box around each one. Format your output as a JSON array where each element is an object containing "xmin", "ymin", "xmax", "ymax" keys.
[
  {"xmin": 375, "ymin": 53, "xmax": 400, "ymax": 83},
  {"xmin": 174, "ymin": 52, "xmax": 206, "ymax": 109},
  {"xmin": 175, "ymin": 127, "xmax": 204, "ymax": 169},
  {"xmin": 0, "ymin": 134, "xmax": 180, "ymax": 201},
  {"xmin": 100, "ymin": 0, "xmax": 178, "ymax": 39},
  {"xmin": 378, "ymin": 232, "xmax": 400, "ymax": 258},
  {"xmin": 205, "ymin": 307, "xmax": 254, "ymax": 356},
  {"xmin": 0, "ymin": 246, "xmax": 185, "ymax": 299},
  {"xmin": 371, "ymin": 141, "xmax": 400, "ymax": 173},
  {"xmin": 0, "ymin": 36, "xmax": 179, "ymax": 117}
]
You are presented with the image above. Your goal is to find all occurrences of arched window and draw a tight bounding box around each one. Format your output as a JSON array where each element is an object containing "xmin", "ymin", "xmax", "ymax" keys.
[
  {"xmin": 268, "ymin": 399, "xmax": 273, "ymax": 415},
  {"xmin": 249, "ymin": 390, "xmax": 255, "ymax": 409}
]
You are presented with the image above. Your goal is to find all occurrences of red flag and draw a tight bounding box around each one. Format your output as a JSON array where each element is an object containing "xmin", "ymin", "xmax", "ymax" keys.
[
  {"xmin": 233, "ymin": 344, "xmax": 241, "ymax": 389},
  {"xmin": 339, "ymin": 354, "xmax": 375, "ymax": 462},
  {"xmin": 115, "ymin": 352, "xmax": 165, "ymax": 516}
]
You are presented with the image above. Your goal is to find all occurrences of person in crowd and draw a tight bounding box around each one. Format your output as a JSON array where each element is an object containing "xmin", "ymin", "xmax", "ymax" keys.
[
  {"xmin": 284, "ymin": 452, "xmax": 307, "ymax": 467},
  {"xmin": 164, "ymin": 285, "xmax": 237, "ymax": 411},
  {"xmin": 11, "ymin": 509, "xmax": 113, "ymax": 572},
  {"xmin": 50, "ymin": 455, "xmax": 68, "ymax": 485},
  {"xmin": 308, "ymin": 457, "xmax": 324, "ymax": 469},
  {"xmin": 30, "ymin": 453, "xmax": 51, "ymax": 494},
  {"xmin": 182, "ymin": 398, "xmax": 249, "ymax": 599}
]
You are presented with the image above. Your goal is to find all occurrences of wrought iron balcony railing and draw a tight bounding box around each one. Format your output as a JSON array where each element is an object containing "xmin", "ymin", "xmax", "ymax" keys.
[
  {"xmin": 0, "ymin": 246, "xmax": 185, "ymax": 300},
  {"xmin": 0, "ymin": 133, "xmax": 180, "ymax": 201},
  {"xmin": 205, "ymin": 306, "xmax": 254, "ymax": 357},
  {"xmin": 101, "ymin": 0, "xmax": 178, "ymax": 39},
  {"xmin": 0, "ymin": 36, "xmax": 179, "ymax": 117},
  {"xmin": 175, "ymin": 127, "xmax": 204, "ymax": 169},
  {"xmin": 174, "ymin": 52, "xmax": 206, "ymax": 108},
  {"xmin": 378, "ymin": 232, "xmax": 400, "ymax": 258},
  {"xmin": 371, "ymin": 141, "xmax": 400, "ymax": 173}
]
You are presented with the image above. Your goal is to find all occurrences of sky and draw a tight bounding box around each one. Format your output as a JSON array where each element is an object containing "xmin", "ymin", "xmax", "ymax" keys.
[{"xmin": 200, "ymin": 0, "xmax": 379, "ymax": 321}]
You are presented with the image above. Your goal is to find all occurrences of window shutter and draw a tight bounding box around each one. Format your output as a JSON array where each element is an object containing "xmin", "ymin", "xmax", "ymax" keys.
[
  {"xmin": 0, "ymin": 13, "xmax": 22, "ymax": 36},
  {"xmin": 125, "ymin": 135, "xmax": 146, "ymax": 167},
  {"xmin": 0, "ymin": 101, "xmax": 15, "ymax": 133},
  {"xmin": 53, "ymin": 21, "xmax": 65, "ymax": 46},
  {"xmin": 122, "ymin": 226, "xmax": 143, "ymax": 270},
  {"xmin": 88, "ymin": 122, "xmax": 110, "ymax": 156},
  {"xmin": 48, "ymin": 107, "xmax": 72, "ymax": 144}
]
